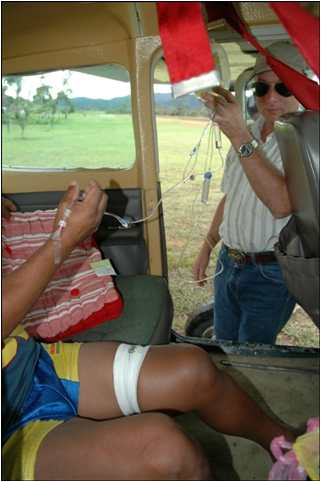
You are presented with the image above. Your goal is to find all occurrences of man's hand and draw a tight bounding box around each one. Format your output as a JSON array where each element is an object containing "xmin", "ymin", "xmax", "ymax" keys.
[
  {"xmin": 55, "ymin": 180, "xmax": 107, "ymax": 250},
  {"xmin": 201, "ymin": 86, "xmax": 251, "ymax": 146},
  {"xmin": 2, "ymin": 198, "xmax": 17, "ymax": 220},
  {"xmin": 193, "ymin": 241, "xmax": 213, "ymax": 287}
]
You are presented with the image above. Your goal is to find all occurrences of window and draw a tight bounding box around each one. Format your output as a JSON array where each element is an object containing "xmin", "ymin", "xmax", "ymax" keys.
[{"xmin": 2, "ymin": 65, "xmax": 135, "ymax": 170}]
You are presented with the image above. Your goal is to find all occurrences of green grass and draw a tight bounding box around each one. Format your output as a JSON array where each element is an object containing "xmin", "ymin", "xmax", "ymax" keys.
[
  {"xmin": 156, "ymin": 117, "xmax": 226, "ymax": 328},
  {"xmin": 2, "ymin": 113, "xmax": 319, "ymax": 347},
  {"xmin": 2, "ymin": 112, "xmax": 135, "ymax": 169}
]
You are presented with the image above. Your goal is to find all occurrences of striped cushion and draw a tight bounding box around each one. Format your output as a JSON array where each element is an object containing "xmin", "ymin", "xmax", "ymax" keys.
[{"xmin": 2, "ymin": 210, "xmax": 123, "ymax": 341}]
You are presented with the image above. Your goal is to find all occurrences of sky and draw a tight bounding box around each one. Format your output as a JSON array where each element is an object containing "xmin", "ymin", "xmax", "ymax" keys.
[{"xmin": 5, "ymin": 70, "xmax": 171, "ymax": 101}]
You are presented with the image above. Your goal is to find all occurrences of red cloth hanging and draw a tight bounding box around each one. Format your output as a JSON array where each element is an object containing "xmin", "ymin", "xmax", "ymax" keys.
[
  {"xmin": 205, "ymin": 2, "xmax": 319, "ymax": 111},
  {"xmin": 156, "ymin": 2, "xmax": 219, "ymax": 97},
  {"xmin": 270, "ymin": 2, "xmax": 320, "ymax": 78}
]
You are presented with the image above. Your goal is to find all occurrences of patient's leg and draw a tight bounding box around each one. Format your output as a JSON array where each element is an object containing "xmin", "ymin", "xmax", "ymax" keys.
[
  {"xmin": 138, "ymin": 343, "xmax": 294, "ymax": 450},
  {"xmin": 77, "ymin": 342, "xmax": 292, "ymax": 451},
  {"xmin": 35, "ymin": 413, "xmax": 210, "ymax": 480}
]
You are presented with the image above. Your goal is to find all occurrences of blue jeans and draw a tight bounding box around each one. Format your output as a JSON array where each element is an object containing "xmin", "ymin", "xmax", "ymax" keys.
[{"xmin": 214, "ymin": 245, "xmax": 296, "ymax": 344}]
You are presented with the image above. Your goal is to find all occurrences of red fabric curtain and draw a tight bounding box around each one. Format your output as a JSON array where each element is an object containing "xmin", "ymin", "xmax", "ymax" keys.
[
  {"xmin": 270, "ymin": 2, "xmax": 320, "ymax": 78},
  {"xmin": 156, "ymin": 1, "xmax": 319, "ymax": 109},
  {"xmin": 156, "ymin": 2, "xmax": 215, "ymax": 84},
  {"xmin": 206, "ymin": 2, "xmax": 320, "ymax": 110}
]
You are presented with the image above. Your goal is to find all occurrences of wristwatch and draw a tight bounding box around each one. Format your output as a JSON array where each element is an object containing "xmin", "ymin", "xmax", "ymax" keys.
[{"xmin": 238, "ymin": 138, "xmax": 259, "ymax": 158}]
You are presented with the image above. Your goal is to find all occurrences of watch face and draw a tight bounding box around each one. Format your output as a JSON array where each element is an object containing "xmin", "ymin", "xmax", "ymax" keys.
[{"xmin": 240, "ymin": 143, "xmax": 254, "ymax": 157}]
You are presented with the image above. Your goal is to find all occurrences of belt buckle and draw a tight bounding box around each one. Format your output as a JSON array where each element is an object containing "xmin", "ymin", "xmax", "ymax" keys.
[{"xmin": 229, "ymin": 248, "xmax": 246, "ymax": 264}]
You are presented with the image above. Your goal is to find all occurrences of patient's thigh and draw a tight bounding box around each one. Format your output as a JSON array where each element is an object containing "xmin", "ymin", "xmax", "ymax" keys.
[
  {"xmin": 77, "ymin": 341, "xmax": 121, "ymax": 419},
  {"xmin": 77, "ymin": 342, "xmax": 209, "ymax": 420},
  {"xmin": 35, "ymin": 413, "xmax": 189, "ymax": 480}
]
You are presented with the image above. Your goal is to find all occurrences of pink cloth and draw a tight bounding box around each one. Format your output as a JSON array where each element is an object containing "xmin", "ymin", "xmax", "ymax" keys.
[{"xmin": 2, "ymin": 210, "xmax": 121, "ymax": 338}]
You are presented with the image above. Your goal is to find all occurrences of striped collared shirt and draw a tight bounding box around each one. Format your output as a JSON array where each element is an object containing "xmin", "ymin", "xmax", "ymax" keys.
[{"xmin": 219, "ymin": 115, "xmax": 291, "ymax": 252}]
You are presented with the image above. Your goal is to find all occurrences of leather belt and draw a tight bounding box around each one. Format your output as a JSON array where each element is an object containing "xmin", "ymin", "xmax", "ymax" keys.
[{"xmin": 225, "ymin": 245, "xmax": 276, "ymax": 264}]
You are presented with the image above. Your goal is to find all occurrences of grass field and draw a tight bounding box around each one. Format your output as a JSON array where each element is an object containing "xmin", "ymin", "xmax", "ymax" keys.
[
  {"xmin": 3, "ymin": 112, "xmax": 319, "ymax": 347},
  {"xmin": 2, "ymin": 112, "xmax": 135, "ymax": 169}
]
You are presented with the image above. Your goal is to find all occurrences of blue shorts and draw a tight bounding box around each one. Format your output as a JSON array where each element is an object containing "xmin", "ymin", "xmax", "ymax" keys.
[{"xmin": 3, "ymin": 340, "xmax": 82, "ymax": 480}]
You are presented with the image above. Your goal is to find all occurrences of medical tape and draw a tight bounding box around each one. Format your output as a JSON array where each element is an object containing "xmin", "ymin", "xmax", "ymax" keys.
[
  {"xmin": 113, "ymin": 343, "xmax": 150, "ymax": 416},
  {"xmin": 50, "ymin": 207, "xmax": 72, "ymax": 265}
]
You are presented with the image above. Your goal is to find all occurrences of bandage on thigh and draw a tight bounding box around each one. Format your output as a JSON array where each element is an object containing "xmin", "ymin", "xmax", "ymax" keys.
[{"xmin": 113, "ymin": 343, "xmax": 150, "ymax": 416}]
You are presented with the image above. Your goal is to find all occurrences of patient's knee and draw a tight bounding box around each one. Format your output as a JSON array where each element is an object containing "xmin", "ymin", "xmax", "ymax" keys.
[
  {"xmin": 142, "ymin": 413, "xmax": 210, "ymax": 480},
  {"xmin": 173, "ymin": 344, "xmax": 220, "ymax": 404}
]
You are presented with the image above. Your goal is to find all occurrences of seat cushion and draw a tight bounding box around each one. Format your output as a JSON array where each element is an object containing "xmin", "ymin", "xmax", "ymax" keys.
[
  {"xmin": 68, "ymin": 275, "xmax": 173, "ymax": 345},
  {"xmin": 2, "ymin": 210, "xmax": 123, "ymax": 341}
]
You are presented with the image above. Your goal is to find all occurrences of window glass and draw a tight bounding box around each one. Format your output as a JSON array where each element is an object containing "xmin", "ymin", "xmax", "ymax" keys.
[{"xmin": 2, "ymin": 65, "xmax": 135, "ymax": 170}]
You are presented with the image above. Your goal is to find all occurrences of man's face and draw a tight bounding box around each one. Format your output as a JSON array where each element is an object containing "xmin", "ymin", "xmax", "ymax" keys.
[{"xmin": 255, "ymin": 70, "xmax": 300, "ymax": 124}]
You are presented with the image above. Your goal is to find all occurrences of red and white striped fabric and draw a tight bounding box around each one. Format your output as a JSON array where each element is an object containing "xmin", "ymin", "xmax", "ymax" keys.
[{"xmin": 2, "ymin": 210, "xmax": 123, "ymax": 341}]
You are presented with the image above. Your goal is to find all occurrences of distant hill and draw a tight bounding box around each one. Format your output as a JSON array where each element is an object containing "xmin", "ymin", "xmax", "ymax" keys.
[
  {"xmin": 2, "ymin": 92, "xmax": 208, "ymax": 118},
  {"xmin": 71, "ymin": 93, "xmax": 207, "ymax": 116}
]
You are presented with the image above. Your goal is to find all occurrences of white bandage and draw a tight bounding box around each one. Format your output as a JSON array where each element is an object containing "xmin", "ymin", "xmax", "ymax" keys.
[{"xmin": 113, "ymin": 343, "xmax": 150, "ymax": 416}]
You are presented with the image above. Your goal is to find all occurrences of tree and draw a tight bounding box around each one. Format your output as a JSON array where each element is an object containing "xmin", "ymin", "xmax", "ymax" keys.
[
  {"xmin": 32, "ymin": 73, "xmax": 74, "ymax": 123},
  {"xmin": 2, "ymin": 76, "xmax": 30, "ymax": 137},
  {"xmin": 2, "ymin": 72, "xmax": 75, "ymax": 138},
  {"xmin": 32, "ymin": 79, "xmax": 56, "ymax": 127},
  {"xmin": 55, "ymin": 73, "xmax": 74, "ymax": 119},
  {"xmin": 56, "ymin": 90, "xmax": 74, "ymax": 119}
]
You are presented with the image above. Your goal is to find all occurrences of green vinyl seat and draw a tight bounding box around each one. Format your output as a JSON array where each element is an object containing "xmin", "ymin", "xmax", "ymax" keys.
[{"xmin": 68, "ymin": 275, "xmax": 173, "ymax": 345}]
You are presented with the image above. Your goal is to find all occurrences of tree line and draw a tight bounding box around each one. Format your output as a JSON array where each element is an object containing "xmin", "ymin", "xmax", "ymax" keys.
[
  {"xmin": 2, "ymin": 75, "xmax": 208, "ymax": 138},
  {"xmin": 2, "ymin": 75, "xmax": 74, "ymax": 138}
]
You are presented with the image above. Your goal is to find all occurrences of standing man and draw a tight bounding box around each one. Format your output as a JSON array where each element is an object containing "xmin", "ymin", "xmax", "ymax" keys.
[{"xmin": 193, "ymin": 41, "xmax": 310, "ymax": 344}]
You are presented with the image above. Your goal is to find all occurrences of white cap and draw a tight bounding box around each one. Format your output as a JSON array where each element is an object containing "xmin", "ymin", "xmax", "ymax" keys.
[{"xmin": 253, "ymin": 40, "xmax": 310, "ymax": 78}]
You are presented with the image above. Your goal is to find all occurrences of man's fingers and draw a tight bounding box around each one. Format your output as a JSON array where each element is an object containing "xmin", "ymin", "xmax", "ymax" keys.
[
  {"xmin": 83, "ymin": 179, "xmax": 98, "ymax": 197},
  {"xmin": 61, "ymin": 181, "xmax": 80, "ymax": 206},
  {"xmin": 198, "ymin": 276, "xmax": 207, "ymax": 287},
  {"xmin": 78, "ymin": 181, "xmax": 107, "ymax": 230},
  {"xmin": 95, "ymin": 191, "xmax": 108, "ymax": 227},
  {"xmin": 212, "ymin": 86, "xmax": 236, "ymax": 103},
  {"xmin": 98, "ymin": 191, "xmax": 108, "ymax": 214},
  {"xmin": 194, "ymin": 266, "xmax": 206, "ymax": 284},
  {"xmin": 192, "ymin": 262, "xmax": 201, "ymax": 280},
  {"xmin": 200, "ymin": 92, "xmax": 217, "ymax": 108},
  {"xmin": 82, "ymin": 180, "xmax": 104, "ymax": 208}
]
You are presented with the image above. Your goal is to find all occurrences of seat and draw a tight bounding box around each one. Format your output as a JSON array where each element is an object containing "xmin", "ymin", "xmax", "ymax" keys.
[
  {"xmin": 4, "ymin": 192, "xmax": 174, "ymax": 345},
  {"xmin": 274, "ymin": 110, "xmax": 320, "ymax": 327},
  {"xmin": 68, "ymin": 274, "xmax": 173, "ymax": 345}
]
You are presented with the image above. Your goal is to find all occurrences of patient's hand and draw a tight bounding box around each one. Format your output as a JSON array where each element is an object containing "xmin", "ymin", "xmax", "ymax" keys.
[
  {"xmin": 2, "ymin": 198, "xmax": 17, "ymax": 220},
  {"xmin": 55, "ymin": 180, "xmax": 107, "ymax": 249}
]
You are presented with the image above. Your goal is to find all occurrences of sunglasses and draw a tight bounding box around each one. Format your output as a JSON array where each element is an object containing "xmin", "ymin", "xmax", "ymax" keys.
[{"xmin": 253, "ymin": 81, "xmax": 293, "ymax": 98}]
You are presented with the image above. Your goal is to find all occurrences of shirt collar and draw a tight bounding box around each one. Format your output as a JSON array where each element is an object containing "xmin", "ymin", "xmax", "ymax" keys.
[{"xmin": 251, "ymin": 115, "xmax": 275, "ymax": 143}]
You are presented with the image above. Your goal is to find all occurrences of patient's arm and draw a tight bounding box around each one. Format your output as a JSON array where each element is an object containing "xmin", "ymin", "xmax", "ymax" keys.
[
  {"xmin": 3, "ymin": 239, "xmax": 67, "ymax": 338},
  {"xmin": 2, "ymin": 180, "xmax": 107, "ymax": 338}
]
